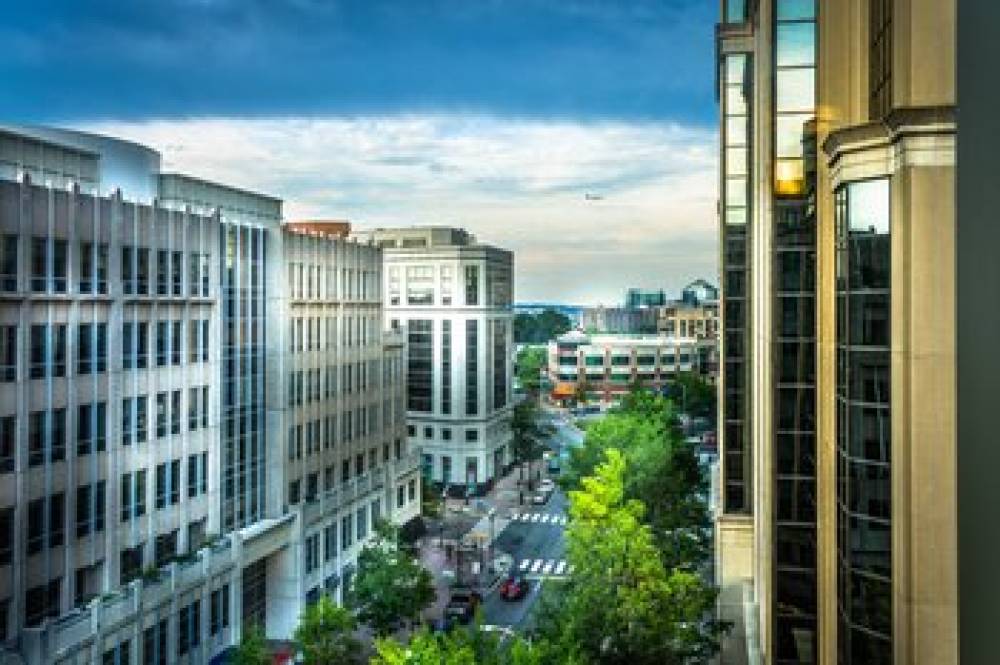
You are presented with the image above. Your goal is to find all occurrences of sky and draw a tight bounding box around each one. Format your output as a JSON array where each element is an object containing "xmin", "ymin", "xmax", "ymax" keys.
[{"xmin": 3, "ymin": 0, "xmax": 719, "ymax": 305}]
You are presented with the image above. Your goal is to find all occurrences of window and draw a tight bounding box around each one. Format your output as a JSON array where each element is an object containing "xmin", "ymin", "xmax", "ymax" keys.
[
  {"xmin": 0, "ymin": 416, "xmax": 13, "ymax": 472},
  {"xmin": 407, "ymin": 320, "xmax": 433, "ymax": 412},
  {"xmin": 27, "ymin": 498, "xmax": 44, "ymax": 554},
  {"xmin": 30, "ymin": 237, "xmax": 46, "ymax": 292},
  {"xmin": 29, "ymin": 324, "xmax": 46, "ymax": 379},
  {"xmin": 156, "ymin": 249, "xmax": 168, "ymax": 295},
  {"xmin": 136, "ymin": 395, "xmax": 148, "ymax": 441},
  {"xmin": 156, "ymin": 321, "xmax": 169, "ymax": 366},
  {"xmin": 441, "ymin": 320, "xmax": 452, "ymax": 414},
  {"xmin": 172, "ymin": 251, "xmax": 183, "ymax": 295},
  {"xmin": 466, "ymin": 320, "xmax": 479, "ymax": 416},
  {"xmin": 156, "ymin": 463, "xmax": 167, "ymax": 509},
  {"xmin": 869, "ymin": 0, "xmax": 893, "ymax": 120},
  {"xmin": 325, "ymin": 524, "xmax": 337, "ymax": 562},
  {"xmin": 51, "ymin": 409, "xmax": 66, "ymax": 461},
  {"xmin": 122, "ymin": 246, "xmax": 134, "ymax": 294},
  {"xmin": 27, "ymin": 412, "xmax": 42, "ymax": 464},
  {"xmin": 172, "ymin": 320, "xmax": 182, "ymax": 365},
  {"xmin": 464, "ymin": 265, "xmax": 479, "ymax": 305},
  {"xmin": 189, "ymin": 387, "xmax": 200, "ymax": 430},
  {"xmin": 406, "ymin": 265, "xmax": 435, "ymax": 305},
  {"xmin": 0, "ymin": 234, "xmax": 17, "ymax": 291},
  {"xmin": 137, "ymin": 321, "xmax": 149, "ymax": 368},
  {"xmin": 170, "ymin": 459, "xmax": 180, "ymax": 504},
  {"xmin": 171, "ymin": 390, "xmax": 181, "ymax": 434},
  {"xmin": 0, "ymin": 325, "xmax": 15, "ymax": 381},
  {"xmin": 156, "ymin": 392, "xmax": 167, "ymax": 438},
  {"xmin": 25, "ymin": 578, "xmax": 60, "ymax": 627},
  {"xmin": 52, "ymin": 324, "xmax": 66, "ymax": 376},
  {"xmin": 78, "ymin": 402, "xmax": 107, "ymax": 455},
  {"xmin": 136, "ymin": 247, "xmax": 149, "ymax": 294},
  {"xmin": 0, "ymin": 508, "xmax": 13, "ymax": 564}
]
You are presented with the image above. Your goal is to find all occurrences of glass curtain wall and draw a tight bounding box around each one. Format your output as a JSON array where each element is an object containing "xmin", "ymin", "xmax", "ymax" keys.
[
  {"xmin": 722, "ymin": 50, "xmax": 753, "ymax": 514},
  {"xmin": 220, "ymin": 224, "xmax": 266, "ymax": 532},
  {"xmin": 772, "ymin": 1, "xmax": 818, "ymax": 661},
  {"xmin": 835, "ymin": 178, "xmax": 892, "ymax": 664}
]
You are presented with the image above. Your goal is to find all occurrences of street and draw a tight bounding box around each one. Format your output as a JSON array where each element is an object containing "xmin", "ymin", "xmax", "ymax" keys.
[{"xmin": 480, "ymin": 488, "xmax": 569, "ymax": 630}]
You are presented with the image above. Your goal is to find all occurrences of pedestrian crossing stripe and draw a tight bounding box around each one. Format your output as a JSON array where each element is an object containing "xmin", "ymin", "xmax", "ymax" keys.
[
  {"xmin": 513, "ymin": 558, "xmax": 571, "ymax": 578},
  {"xmin": 510, "ymin": 512, "xmax": 567, "ymax": 525}
]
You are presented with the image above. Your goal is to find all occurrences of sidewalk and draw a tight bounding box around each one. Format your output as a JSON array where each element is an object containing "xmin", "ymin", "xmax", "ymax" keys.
[{"xmin": 416, "ymin": 465, "xmax": 542, "ymax": 615}]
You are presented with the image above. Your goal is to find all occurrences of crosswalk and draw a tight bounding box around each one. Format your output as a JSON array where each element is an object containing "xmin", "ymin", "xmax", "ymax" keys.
[
  {"xmin": 516, "ymin": 558, "xmax": 573, "ymax": 578},
  {"xmin": 509, "ymin": 512, "xmax": 568, "ymax": 526}
]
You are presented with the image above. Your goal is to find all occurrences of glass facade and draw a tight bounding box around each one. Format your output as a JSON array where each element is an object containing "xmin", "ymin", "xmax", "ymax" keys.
[
  {"xmin": 466, "ymin": 321, "xmax": 479, "ymax": 416},
  {"xmin": 407, "ymin": 320, "xmax": 433, "ymax": 412},
  {"xmin": 835, "ymin": 178, "xmax": 892, "ymax": 664},
  {"xmin": 220, "ymin": 224, "xmax": 266, "ymax": 532},
  {"xmin": 772, "ymin": 2, "xmax": 817, "ymax": 661},
  {"xmin": 722, "ymin": 51, "xmax": 753, "ymax": 514},
  {"xmin": 493, "ymin": 320, "xmax": 507, "ymax": 410},
  {"xmin": 440, "ymin": 320, "xmax": 452, "ymax": 414}
]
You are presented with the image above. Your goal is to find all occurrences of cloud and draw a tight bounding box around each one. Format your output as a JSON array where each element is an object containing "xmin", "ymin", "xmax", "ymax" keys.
[
  {"xmin": 85, "ymin": 115, "xmax": 718, "ymax": 304},
  {"xmin": 1, "ymin": 0, "xmax": 716, "ymax": 123}
]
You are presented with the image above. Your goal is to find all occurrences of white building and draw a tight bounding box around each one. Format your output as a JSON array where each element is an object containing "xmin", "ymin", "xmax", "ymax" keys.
[
  {"xmin": 0, "ymin": 127, "xmax": 419, "ymax": 664},
  {"xmin": 361, "ymin": 227, "xmax": 513, "ymax": 496}
]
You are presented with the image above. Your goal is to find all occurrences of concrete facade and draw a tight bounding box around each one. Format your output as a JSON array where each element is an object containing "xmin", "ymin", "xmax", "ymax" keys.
[
  {"xmin": 0, "ymin": 128, "xmax": 419, "ymax": 664},
  {"xmin": 361, "ymin": 227, "xmax": 514, "ymax": 497}
]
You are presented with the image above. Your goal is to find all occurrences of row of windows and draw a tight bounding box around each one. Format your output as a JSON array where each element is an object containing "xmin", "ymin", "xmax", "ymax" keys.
[
  {"xmin": 288, "ymin": 439, "xmax": 405, "ymax": 505},
  {"xmin": 0, "ymin": 236, "xmax": 213, "ymax": 297},
  {"xmin": 286, "ymin": 361, "xmax": 382, "ymax": 406},
  {"xmin": 120, "ymin": 453, "xmax": 208, "ymax": 521},
  {"xmin": 407, "ymin": 424, "xmax": 479, "ymax": 442},
  {"xmin": 287, "ymin": 261, "xmax": 377, "ymax": 302},
  {"xmin": 288, "ymin": 314, "xmax": 380, "ymax": 353}
]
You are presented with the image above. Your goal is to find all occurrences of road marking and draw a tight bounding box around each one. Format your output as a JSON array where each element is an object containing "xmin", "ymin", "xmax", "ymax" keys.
[
  {"xmin": 530, "ymin": 513, "xmax": 541, "ymax": 523},
  {"xmin": 519, "ymin": 559, "xmax": 530, "ymax": 572},
  {"xmin": 554, "ymin": 561, "xmax": 567, "ymax": 575},
  {"xmin": 530, "ymin": 559, "xmax": 543, "ymax": 573},
  {"xmin": 540, "ymin": 514, "xmax": 550, "ymax": 524},
  {"xmin": 542, "ymin": 560, "xmax": 555, "ymax": 574}
]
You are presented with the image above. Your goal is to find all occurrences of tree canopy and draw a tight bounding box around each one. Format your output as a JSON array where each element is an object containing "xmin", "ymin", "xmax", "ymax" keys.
[
  {"xmin": 293, "ymin": 595, "xmax": 362, "ymax": 665},
  {"xmin": 349, "ymin": 520, "xmax": 437, "ymax": 636},
  {"xmin": 515, "ymin": 346, "xmax": 548, "ymax": 394},
  {"xmin": 514, "ymin": 309, "xmax": 572, "ymax": 344},
  {"xmin": 536, "ymin": 449, "xmax": 723, "ymax": 664},
  {"xmin": 231, "ymin": 624, "xmax": 270, "ymax": 665}
]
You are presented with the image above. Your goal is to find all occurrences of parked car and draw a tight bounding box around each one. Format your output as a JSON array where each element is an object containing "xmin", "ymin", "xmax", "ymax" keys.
[
  {"xmin": 498, "ymin": 575, "xmax": 530, "ymax": 601},
  {"xmin": 444, "ymin": 588, "xmax": 483, "ymax": 624},
  {"xmin": 538, "ymin": 479, "xmax": 555, "ymax": 493},
  {"xmin": 547, "ymin": 459, "xmax": 561, "ymax": 475},
  {"xmin": 531, "ymin": 491, "xmax": 550, "ymax": 506}
]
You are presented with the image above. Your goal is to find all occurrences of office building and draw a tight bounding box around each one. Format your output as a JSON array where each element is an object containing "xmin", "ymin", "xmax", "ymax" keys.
[
  {"xmin": 580, "ymin": 305, "xmax": 657, "ymax": 335},
  {"xmin": 362, "ymin": 227, "xmax": 514, "ymax": 497},
  {"xmin": 624, "ymin": 288, "xmax": 666, "ymax": 310},
  {"xmin": 714, "ymin": 2, "xmax": 956, "ymax": 664},
  {"xmin": 0, "ymin": 127, "xmax": 418, "ymax": 664},
  {"xmin": 547, "ymin": 331, "xmax": 709, "ymax": 402},
  {"xmin": 656, "ymin": 301, "xmax": 719, "ymax": 340}
]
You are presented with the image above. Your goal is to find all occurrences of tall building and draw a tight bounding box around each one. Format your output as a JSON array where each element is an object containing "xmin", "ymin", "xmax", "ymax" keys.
[
  {"xmin": 714, "ymin": 2, "xmax": 956, "ymax": 664},
  {"xmin": 546, "ymin": 331, "xmax": 708, "ymax": 403},
  {"xmin": 624, "ymin": 288, "xmax": 666, "ymax": 310},
  {"xmin": 362, "ymin": 227, "xmax": 514, "ymax": 497},
  {"xmin": 0, "ymin": 127, "xmax": 419, "ymax": 663}
]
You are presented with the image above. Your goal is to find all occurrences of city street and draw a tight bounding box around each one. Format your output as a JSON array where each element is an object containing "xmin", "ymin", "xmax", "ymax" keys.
[{"xmin": 481, "ymin": 489, "xmax": 569, "ymax": 630}]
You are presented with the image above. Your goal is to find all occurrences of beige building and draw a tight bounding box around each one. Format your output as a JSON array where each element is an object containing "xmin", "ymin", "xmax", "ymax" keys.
[
  {"xmin": 714, "ymin": 2, "xmax": 956, "ymax": 664},
  {"xmin": 656, "ymin": 302, "xmax": 718, "ymax": 340}
]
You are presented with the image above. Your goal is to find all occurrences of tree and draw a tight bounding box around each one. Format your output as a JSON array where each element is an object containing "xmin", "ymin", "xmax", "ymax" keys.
[
  {"xmin": 231, "ymin": 624, "xmax": 270, "ymax": 665},
  {"xmin": 535, "ymin": 450, "xmax": 724, "ymax": 665},
  {"xmin": 293, "ymin": 595, "xmax": 361, "ymax": 664},
  {"xmin": 515, "ymin": 346, "xmax": 548, "ymax": 394},
  {"xmin": 371, "ymin": 624, "xmax": 563, "ymax": 665},
  {"xmin": 510, "ymin": 399, "xmax": 553, "ymax": 490},
  {"xmin": 665, "ymin": 372, "xmax": 716, "ymax": 420},
  {"xmin": 349, "ymin": 519, "xmax": 436, "ymax": 636},
  {"xmin": 513, "ymin": 309, "xmax": 571, "ymax": 344}
]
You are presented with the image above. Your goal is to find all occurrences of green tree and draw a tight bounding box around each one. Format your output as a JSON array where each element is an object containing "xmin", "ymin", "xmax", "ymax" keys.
[
  {"xmin": 231, "ymin": 623, "xmax": 270, "ymax": 665},
  {"xmin": 562, "ymin": 390, "xmax": 711, "ymax": 568},
  {"xmin": 665, "ymin": 372, "xmax": 716, "ymax": 419},
  {"xmin": 293, "ymin": 595, "xmax": 361, "ymax": 664},
  {"xmin": 371, "ymin": 624, "xmax": 563, "ymax": 665},
  {"xmin": 513, "ymin": 309, "xmax": 571, "ymax": 344},
  {"xmin": 349, "ymin": 519, "xmax": 436, "ymax": 636},
  {"xmin": 515, "ymin": 346, "xmax": 548, "ymax": 394},
  {"xmin": 510, "ymin": 398, "xmax": 553, "ymax": 489},
  {"xmin": 537, "ymin": 450, "xmax": 723, "ymax": 665}
]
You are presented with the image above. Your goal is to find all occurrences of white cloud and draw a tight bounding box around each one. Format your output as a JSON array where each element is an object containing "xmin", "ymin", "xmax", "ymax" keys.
[{"xmin": 85, "ymin": 115, "xmax": 718, "ymax": 304}]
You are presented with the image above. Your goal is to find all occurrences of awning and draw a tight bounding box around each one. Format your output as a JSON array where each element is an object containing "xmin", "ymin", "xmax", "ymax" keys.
[{"xmin": 551, "ymin": 382, "xmax": 576, "ymax": 398}]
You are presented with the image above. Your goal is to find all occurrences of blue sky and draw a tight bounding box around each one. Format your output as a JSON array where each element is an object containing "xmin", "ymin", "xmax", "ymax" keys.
[{"xmin": 3, "ymin": 0, "xmax": 720, "ymax": 304}]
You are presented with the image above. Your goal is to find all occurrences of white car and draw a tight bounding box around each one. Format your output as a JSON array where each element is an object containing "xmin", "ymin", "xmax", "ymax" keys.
[{"xmin": 538, "ymin": 479, "xmax": 555, "ymax": 493}]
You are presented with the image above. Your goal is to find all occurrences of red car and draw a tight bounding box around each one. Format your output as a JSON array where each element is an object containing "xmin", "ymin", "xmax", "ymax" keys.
[{"xmin": 499, "ymin": 575, "xmax": 529, "ymax": 601}]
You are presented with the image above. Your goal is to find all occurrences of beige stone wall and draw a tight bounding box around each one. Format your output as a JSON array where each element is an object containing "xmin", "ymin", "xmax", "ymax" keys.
[{"xmin": 716, "ymin": 517, "xmax": 756, "ymax": 665}]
